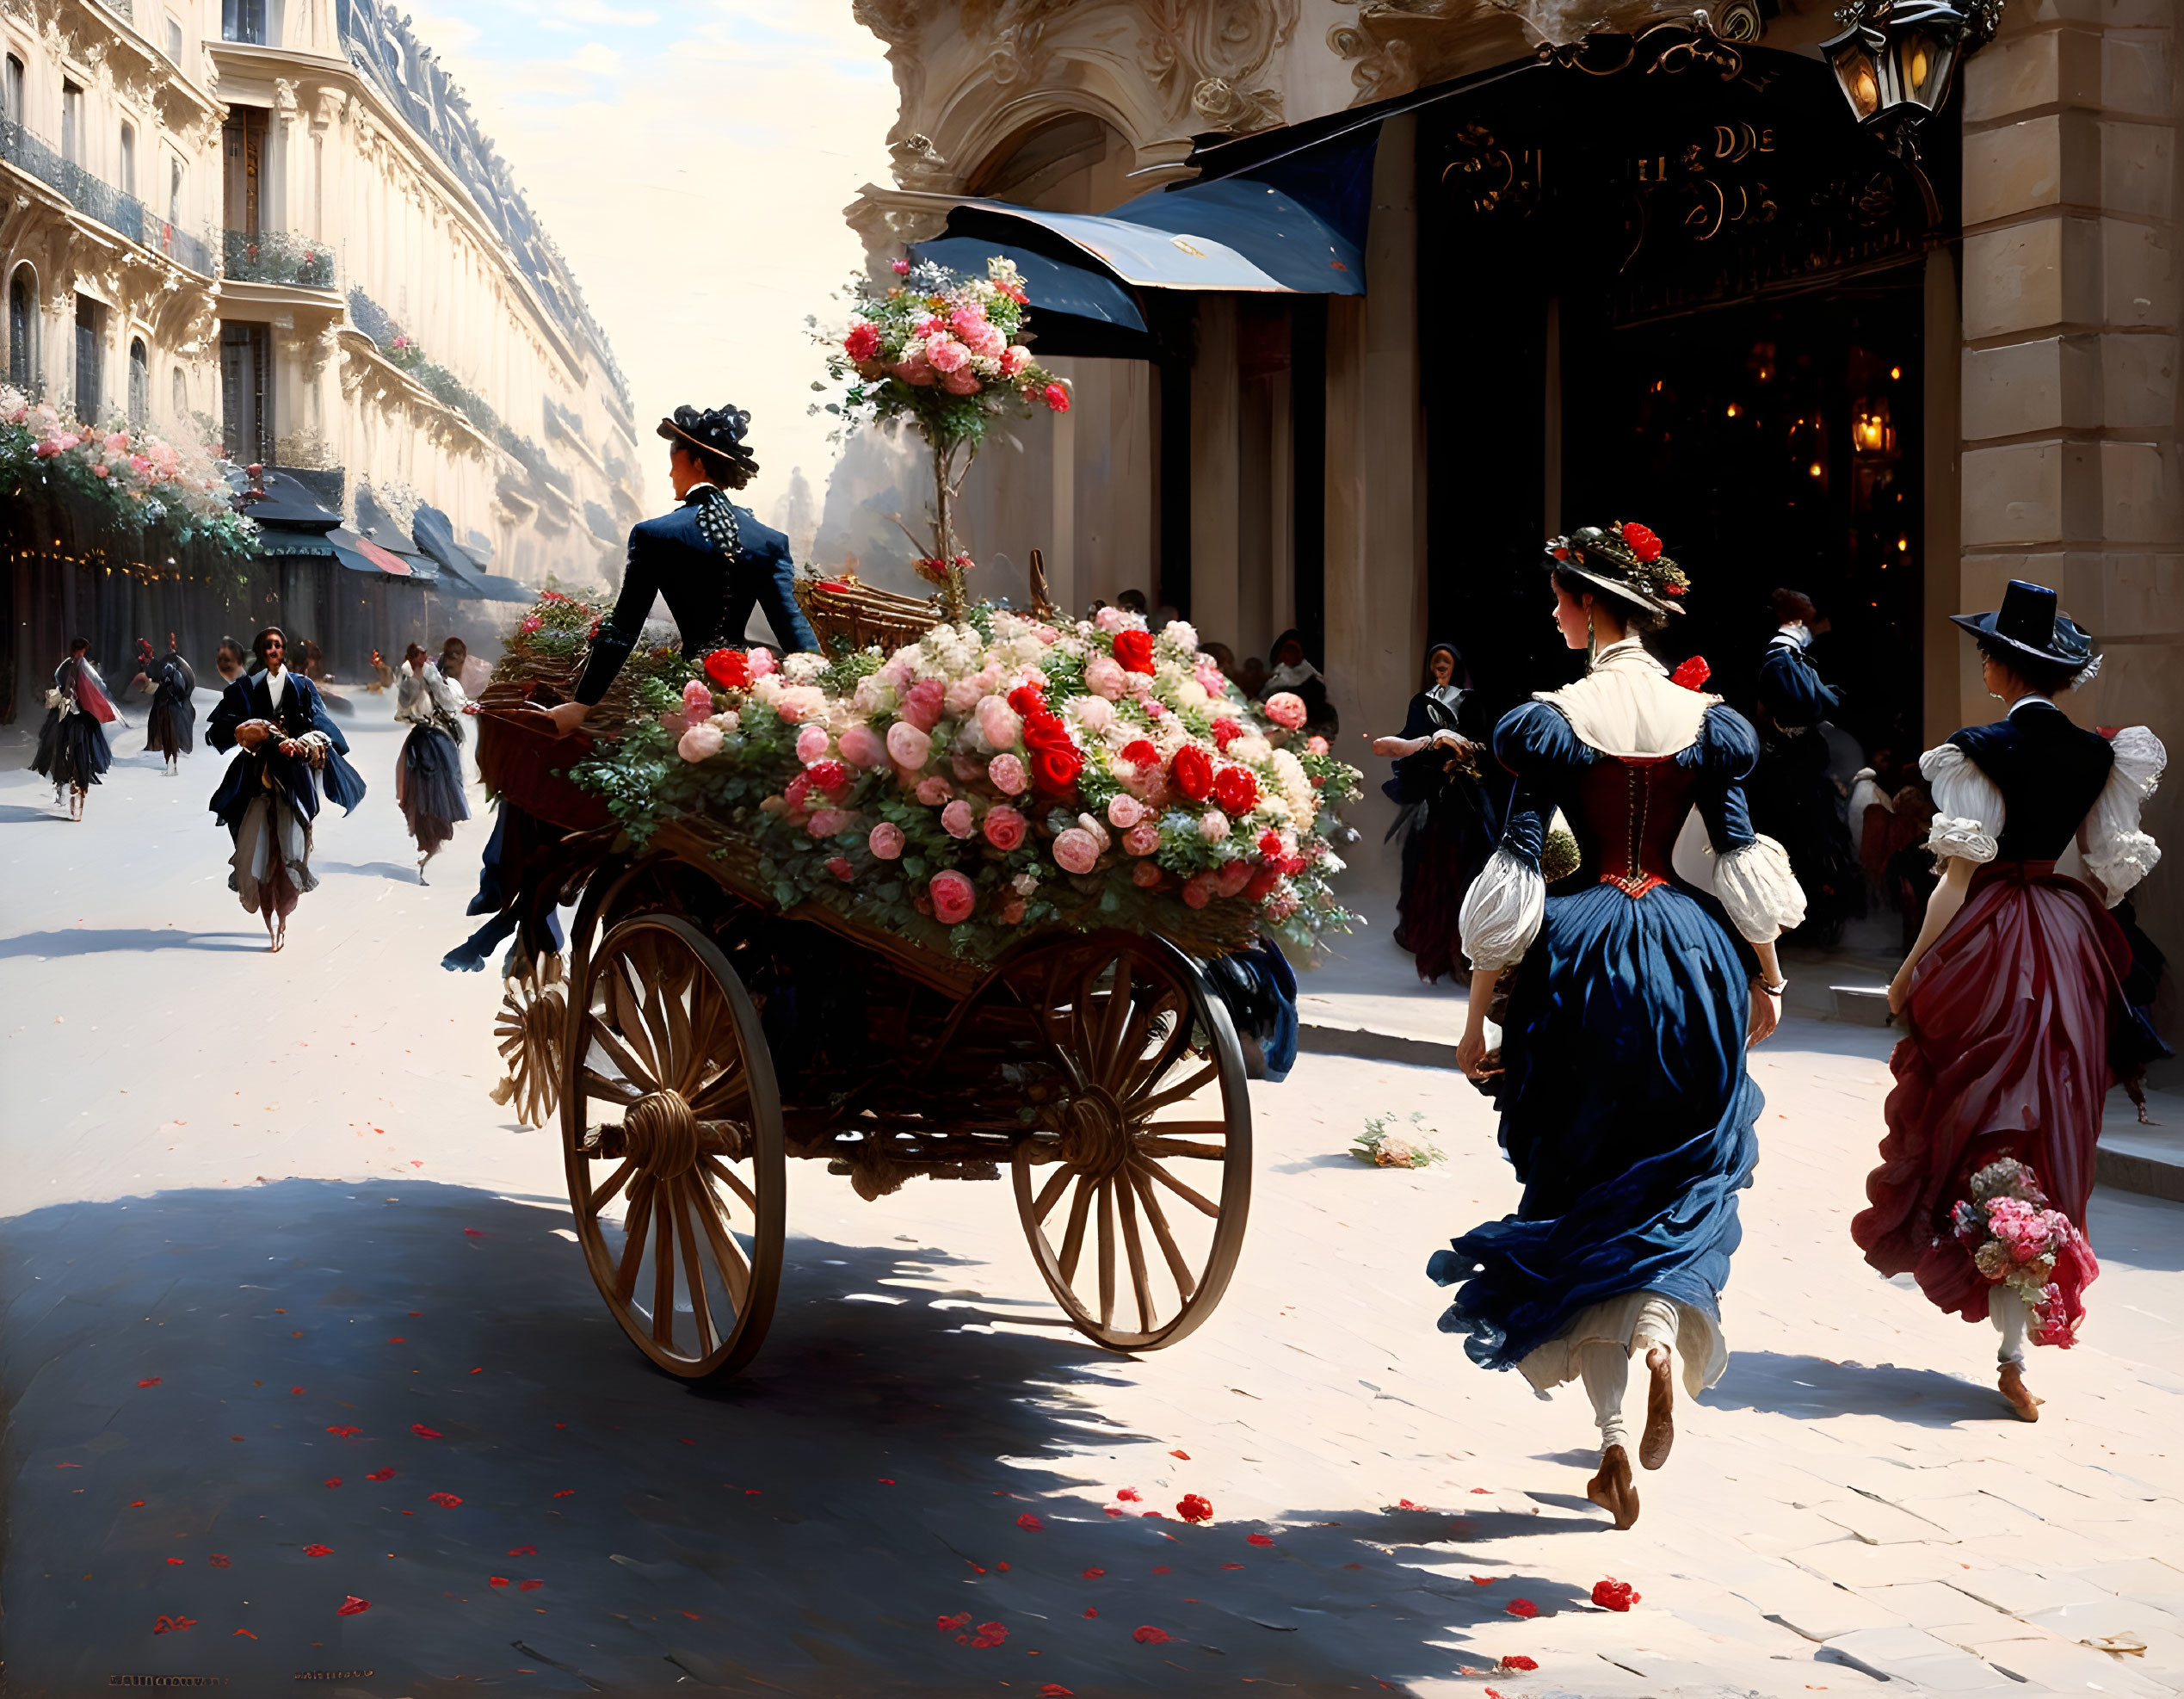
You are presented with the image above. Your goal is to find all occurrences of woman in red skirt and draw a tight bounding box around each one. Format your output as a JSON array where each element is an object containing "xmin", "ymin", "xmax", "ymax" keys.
[{"xmin": 1855, "ymin": 580, "xmax": 2163, "ymax": 1420}]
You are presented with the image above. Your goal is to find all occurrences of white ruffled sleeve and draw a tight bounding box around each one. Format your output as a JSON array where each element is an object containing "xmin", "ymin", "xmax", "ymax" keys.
[
  {"xmin": 1459, "ymin": 848, "xmax": 1545, "ymax": 972},
  {"xmin": 2082, "ymin": 726, "xmax": 2165, "ymax": 904},
  {"xmin": 1671, "ymin": 812, "xmax": 1807, "ymax": 942},
  {"xmin": 1919, "ymin": 744, "xmax": 2002, "ymax": 864}
]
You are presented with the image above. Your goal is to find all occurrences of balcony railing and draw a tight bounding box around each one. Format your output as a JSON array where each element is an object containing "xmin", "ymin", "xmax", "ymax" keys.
[
  {"xmin": 99, "ymin": 0, "xmax": 134, "ymax": 22},
  {"xmin": 224, "ymin": 229, "xmax": 336, "ymax": 290},
  {"xmin": 0, "ymin": 118, "xmax": 214, "ymax": 275}
]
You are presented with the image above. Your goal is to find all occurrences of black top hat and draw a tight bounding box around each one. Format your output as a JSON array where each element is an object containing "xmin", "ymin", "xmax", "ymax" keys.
[
  {"xmin": 659, "ymin": 405, "xmax": 758, "ymax": 480},
  {"xmin": 1950, "ymin": 579, "xmax": 2096, "ymax": 672}
]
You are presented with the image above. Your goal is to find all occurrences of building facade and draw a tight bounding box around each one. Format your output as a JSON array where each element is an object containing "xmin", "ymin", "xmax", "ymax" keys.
[
  {"xmin": 846, "ymin": 0, "xmax": 2184, "ymax": 992},
  {"xmin": 3, "ymin": 0, "xmax": 639, "ymax": 707}
]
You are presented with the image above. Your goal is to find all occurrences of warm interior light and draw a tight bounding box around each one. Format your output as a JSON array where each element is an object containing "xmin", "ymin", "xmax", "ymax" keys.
[
  {"xmin": 1909, "ymin": 48, "xmax": 1929, "ymax": 86},
  {"xmin": 1808, "ymin": 462, "xmax": 1824, "ymax": 479},
  {"xmin": 1726, "ymin": 404, "xmax": 1740, "ymax": 418},
  {"xmin": 1897, "ymin": 536, "xmax": 1910, "ymax": 552},
  {"xmin": 1890, "ymin": 365, "xmax": 1903, "ymax": 380}
]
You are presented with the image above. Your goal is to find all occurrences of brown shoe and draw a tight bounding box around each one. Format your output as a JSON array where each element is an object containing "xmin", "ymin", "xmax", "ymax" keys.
[
  {"xmin": 1999, "ymin": 1361, "xmax": 2042, "ymax": 1422},
  {"xmin": 1586, "ymin": 1443, "xmax": 1640, "ymax": 1529},
  {"xmin": 1638, "ymin": 1344, "xmax": 1675, "ymax": 1470}
]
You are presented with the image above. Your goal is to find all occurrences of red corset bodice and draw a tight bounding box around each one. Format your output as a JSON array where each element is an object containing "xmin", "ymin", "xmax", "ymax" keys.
[{"xmin": 1573, "ymin": 756, "xmax": 1698, "ymax": 898}]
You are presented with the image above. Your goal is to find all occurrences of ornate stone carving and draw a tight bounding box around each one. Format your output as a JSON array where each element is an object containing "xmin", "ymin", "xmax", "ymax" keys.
[
  {"xmin": 1136, "ymin": 0, "xmax": 1296, "ymax": 133},
  {"xmin": 1329, "ymin": 0, "xmax": 1695, "ymax": 102}
]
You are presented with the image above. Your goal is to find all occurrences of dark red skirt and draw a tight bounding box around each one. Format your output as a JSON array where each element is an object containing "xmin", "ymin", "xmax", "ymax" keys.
[{"xmin": 1852, "ymin": 861, "xmax": 2126, "ymax": 1341}]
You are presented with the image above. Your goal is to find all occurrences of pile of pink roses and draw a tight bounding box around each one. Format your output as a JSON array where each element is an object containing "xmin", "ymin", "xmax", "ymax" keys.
[
  {"xmin": 0, "ymin": 383, "xmax": 257, "ymax": 555},
  {"xmin": 833, "ymin": 256, "xmax": 1066, "ymax": 415},
  {"xmin": 571, "ymin": 602, "xmax": 1361, "ymax": 961}
]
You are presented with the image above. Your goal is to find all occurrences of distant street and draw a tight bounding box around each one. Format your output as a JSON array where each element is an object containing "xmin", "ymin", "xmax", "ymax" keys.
[{"xmin": 2, "ymin": 703, "xmax": 2181, "ymax": 1697}]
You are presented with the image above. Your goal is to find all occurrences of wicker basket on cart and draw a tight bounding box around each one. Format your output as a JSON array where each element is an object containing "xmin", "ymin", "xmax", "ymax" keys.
[{"xmin": 793, "ymin": 571, "xmax": 939, "ymax": 657}]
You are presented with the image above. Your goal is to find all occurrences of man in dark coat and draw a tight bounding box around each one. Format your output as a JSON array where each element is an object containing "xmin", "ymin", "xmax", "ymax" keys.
[
  {"xmin": 540, "ymin": 402, "xmax": 817, "ymax": 735},
  {"xmin": 207, "ymin": 627, "xmax": 366, "ymax": 951}
]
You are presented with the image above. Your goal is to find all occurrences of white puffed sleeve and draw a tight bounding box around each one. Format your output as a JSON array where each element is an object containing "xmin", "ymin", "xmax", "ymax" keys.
[
  {"xmin": 1459, "ymin": 848, "xmax": 1545, "ymax": 972},
  {"xmin": 2082, "ymin": 726, "xmax": 2165, "ymax": 905},
  {"xmin": 1670, "ymin": 812, "xmax": 1807, "ymax": 942},
  {"xmin": 1919, "ymin": 744, "xmax": 2002, "ymax": 864}
]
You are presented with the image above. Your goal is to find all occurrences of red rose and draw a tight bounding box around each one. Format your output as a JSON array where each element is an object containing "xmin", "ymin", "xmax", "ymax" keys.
[
  {"xmin": 1619, "ymin": 522, "xmax": 1662, "ymax": 563},
  {"xmin": 1044, "ymin": 382, "xmax": 1070, "ymax": 413},
  {"xmin": 1590, "ymin": 1578, "xmax": 1640, "ymax": 1612},
  {"xmin": 704, "ymin": 648, "xmax": 750, "ymax": 690},
  {"xmin": 1669, "ymin": 655, "xmax": 1711, "ymax": 692},
  {"xmin": 1243, "ymin": 864, "xmax": 1282, "ymax": 903},
  {"xmin": 1169, "ymin": 744, "xmax": 1213, "ymax": 801},
  {"xmin": 1212, "ymin": 766, "xmax": 1258, "ymax": 816},
  {"xmin": 1212, "ymin": 717, "xmax": 1243, "ymax": 751},
  {"xmin": 1176, "ymin": 1493, "xmax": 1213, "ymax": 1523},
  {"xmin": 1111, "ymin": 628, "xmax": 1154, "ymax": 674},
  {"xmin": 1021, "ymin": 709, "xmax": 1071, "ymax": 752},
  {"xmin": 1008, "ymin": 683, "xmax": 1046, "ymax": 718},
  {"xmin": 842, "ymin": 322, "xmax": 880, "ymax": 361},
  {"xmin": 805, "ymin": 758, "xmax": 851, "ymax": 796},
  {"xmin": 1121, "ymin": 738, "xmax": 1159, "ymax": 769},
  {"xmin": 1031, "ymin": 745, "xmax": 1083, "ymax": 794},
  {"xmin": 1257, "ymin": 829, "xmax": 1284, "ymax": 859}
]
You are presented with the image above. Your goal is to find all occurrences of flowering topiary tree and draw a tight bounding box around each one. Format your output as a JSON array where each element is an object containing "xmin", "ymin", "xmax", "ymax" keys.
[{"xmin": 817, "ymin": 255, "xmax": 1070, "ymax": 619}]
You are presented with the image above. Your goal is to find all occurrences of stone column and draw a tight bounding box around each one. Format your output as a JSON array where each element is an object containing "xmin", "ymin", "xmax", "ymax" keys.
[
  {"xmin": 1191, "ymin": 294, "xmax": 1241, "ymax": 639},
  {"xmin": 1957, "ymin": 0, "xmax": 2182, "ymax": 953},
  {"xmin": 1324, "ymin": 111, "xmax": 1425, "ymax": 893}
]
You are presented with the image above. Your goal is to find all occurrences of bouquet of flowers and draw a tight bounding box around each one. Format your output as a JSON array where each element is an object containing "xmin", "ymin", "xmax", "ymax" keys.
[
  {"xmin": 561, "ymin": 600, "xmax": 1362, "ymax": 963},
  {"xmin": 817, "ymin": 255, "xmax": 1068, "ymax": 616},
  {"xmin": 0, "ymin": 384, "xmax": 259, "ymax": 560},
  {"xmin": 1351, "ymin": 1111, "xmax": 1447, "ymax": 1169},
  {"xmin": 1950, "ymin": 1158, "xmax": 2082, "ymax": 1347}
]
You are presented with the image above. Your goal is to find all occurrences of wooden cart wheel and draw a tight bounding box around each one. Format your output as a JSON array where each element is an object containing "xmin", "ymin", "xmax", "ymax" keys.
[
  {"xmin": 1009, "ymin": 936, "xmax": 1251, "ymax": 1352},
  {"xmin": 490, "ymin": 950, "xmax": 565, "ymax": 1129},
  {"xmin": 562, "ymin": 913, "xmax": 786, "ymax": 1380}
]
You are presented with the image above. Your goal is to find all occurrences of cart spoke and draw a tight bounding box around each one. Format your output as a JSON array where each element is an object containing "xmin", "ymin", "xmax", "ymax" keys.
[
  {"xmin": 585, "ymin": 1158, "xmax": 636, "ymax": 1216},
  {"xmin": 1094, "ymin": 957, "xmax": 1134, "ymax": 1084},
  {"xmin": 1137, "ymin": 1156, "xmax": 1221, "ymax": 1218},
  {"xmin": 607, "ymin": 959, "xmax": 661, "ymax": 1084},
  {"xmin": 1031, "ymin": 1162, "xmax": 1077, "ymax": 1225},
  {"xmin": 585, "ymin": 1016, "xmax": 657, "ymax": 1095},
  {"xmin": 700, "ymin": 1153, "xmax": 760, "ymax": 1215},
  {"xmin": 1095, "ymin": 1178, "xmax": 1117, "ymax": 1331},
  {"xmin": 651, "ymin": 1188, "xmax": 676, "ymax": 1349},
  {"xmin": 671, "ymin": 1180, "xmax": 716, "ymax": 1357},
  {"xmin": 1132, "ymin": 1062, "xmax": 1219, "ymax": 1117},
  {"xmin": 614, "ymin": 1177, "xmax": 657, "ymax": 1301},
  {"xmin": 689, "ymin": 1057, "xmax": 751, "ymax": 1117},
  {"xmin": 579, "ymin": 1067, "xmax": 642, "ymax": 1108},
  {"xmin": 1056, "ymin": 1174, "xmax": 1096, "ymax": 1285},
  {"xmin": 675, "ymin": 981, "xmax": 718, "ymax": 1098},
  {"xmin": 1128, "ymin": 1164, "xmax": 1197, "ymax": 1301},
  {"xmin": 1115, "ymin": 1173, "xmax": 1154, "ymax": 1333},
  {"xmin": 1121, "ymin": 1005, "xmax": 1194, "ymax": 1101},
  {"xmin": 690, "ymin": 1171, "xmax": 753, "ymax": 1312}
]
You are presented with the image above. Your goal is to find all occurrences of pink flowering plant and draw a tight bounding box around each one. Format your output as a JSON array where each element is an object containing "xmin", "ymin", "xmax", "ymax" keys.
[
  {"xmin": 1951, "ymin": 1158, "xmax": 2083, "ymax": 1347},
  {"xmin": 0, "ymin": 384, "xmax": 258, "ymax": 564},
  {"xmin": 816, "ymin": 255, "xmax": 1068, "ymax": 618},
  {"xmin": 566, "ymin": 599, "xmax": 1362, "ymax": 962}
]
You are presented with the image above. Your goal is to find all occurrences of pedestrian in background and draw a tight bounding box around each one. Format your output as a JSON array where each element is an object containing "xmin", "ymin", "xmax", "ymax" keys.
[
  {"xmin": 145, "ymin": 633, "xmax": 198, "ymax": 775},
  {"xmin": 1373, "ymin": 641, "xmax": 1495, "ymax": 983},
  {"xmin": 394, "ymin": 641, "xmax": 472, "ymax": 882},
  {"xmin": 30, "ymin": 638, "xmax": 118, "ymax": 819},
  {"xmin": 1749, "ymin": 589, "xmax": 1860, "ymax": 947},
  {"xmin": 1855, "ymin": 580, "xmax": 2164, "ymax": 1421}
]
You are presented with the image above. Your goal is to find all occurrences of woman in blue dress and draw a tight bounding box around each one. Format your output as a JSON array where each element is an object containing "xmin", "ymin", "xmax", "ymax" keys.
[{"xmin": 1434, "ymin": 522, "xmax": 1805, "ymax": 1529}]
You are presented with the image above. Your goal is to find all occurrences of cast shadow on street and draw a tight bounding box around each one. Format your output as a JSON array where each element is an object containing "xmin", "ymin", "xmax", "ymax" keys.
[
  {"xmin": 1, "ymin": 1181, "xmax": 1606, "ymax": 1698},
  {"xmin": 0, "ymin": 801, "xmax": 68, "ymax": 824},
  {"xmin": 1698, "ymin": 1350, "xmax": 2004, "ymax": 1425},
  {"xmin": 318, "ymin": 859, "xmax": 432, "ymax": 883},
  {"xmin": 0, "ymin": 927, "xmax": 268, "ymax": 959}
]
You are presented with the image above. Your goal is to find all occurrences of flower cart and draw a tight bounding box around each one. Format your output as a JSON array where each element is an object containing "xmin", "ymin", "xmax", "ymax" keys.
[{"xmin": 472, "ymin": 589, "xmax": 1360, "ymax": 1383}]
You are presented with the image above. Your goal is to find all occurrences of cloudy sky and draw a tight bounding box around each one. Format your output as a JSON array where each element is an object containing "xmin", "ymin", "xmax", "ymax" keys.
[{"xmin": 402, "ymin": 0, "xmax": 901, "ymax": 518}]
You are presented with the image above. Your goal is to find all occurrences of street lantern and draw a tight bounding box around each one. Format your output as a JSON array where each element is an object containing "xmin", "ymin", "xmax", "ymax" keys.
[{"xmin": 1822, "ymin": 0, "xmax": 2000, "ymax": 137}]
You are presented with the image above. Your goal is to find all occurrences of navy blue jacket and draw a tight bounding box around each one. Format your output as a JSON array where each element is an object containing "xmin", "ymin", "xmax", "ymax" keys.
[
  {"xmin": 207, "ymin": 670, "xmax": 367, "ymax": 832},
  {"xmin": 576, "ymin": 489, "xmax": 819, "ymax": 706},
  {"xmin": 1951, "ymin": 703, "xmax": 2115, "ymax": 862},
  {"xmin": 1755, "ymin": 633, "xmax": 1840, "ymax": 732}
]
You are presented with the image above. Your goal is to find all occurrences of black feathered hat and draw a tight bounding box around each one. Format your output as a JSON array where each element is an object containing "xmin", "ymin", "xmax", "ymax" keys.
[
  {"xmin": 1951, "ymin": 579, "xmax": 2099, "ymax": 678},
  {"xmin": 659, "ymin": 404, "xmax": 758, "ymax": 485}
]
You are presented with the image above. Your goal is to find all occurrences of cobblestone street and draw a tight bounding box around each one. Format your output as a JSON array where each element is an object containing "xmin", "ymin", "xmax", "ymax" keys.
[{"xmin": 2, "ymin": 717, "xmax": 2181, "ymax": 1696}]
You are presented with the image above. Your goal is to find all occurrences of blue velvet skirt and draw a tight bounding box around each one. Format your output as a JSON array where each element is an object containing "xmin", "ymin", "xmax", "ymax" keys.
[{"xmin": 1429, "ymin": 881, "xmax": 1761, "ymax": 1373}]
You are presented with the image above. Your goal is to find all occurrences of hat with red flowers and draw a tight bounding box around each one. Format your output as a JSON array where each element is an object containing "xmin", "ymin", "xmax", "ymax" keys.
[{"xmin": 1545, "ymin": 521, "xmax": 1690, "ymax": 617}]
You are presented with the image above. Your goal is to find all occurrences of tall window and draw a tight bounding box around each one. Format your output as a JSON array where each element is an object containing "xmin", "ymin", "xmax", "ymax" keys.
[
  {"xmin": 7, "ymin": 268, "xmax": 35, "ymax": 390},
  {"xmin": 128, "ymin": 337, "xmax": 149, "ymax": 427},
  {"xmin": 171, "ymin": 365, "xmax": 187, "ymax": 424},
  {"xmin": 4, "ymin": 53, "xmax": 23, "ymax": 127},
  {"xmin": 165, "ymin": 16, "xmax": 183, "ymax": 60},
  {"xmin": 74, "ymin": 295, "xmax": 103, "ymax": 422},
  {"xmin": 120, "ymin": 123, "xmax": 136, "ymax": 198},
  {"xmin": 60, "ymin": 83, "xmax": 83, "ymax": 164},
  {"xmin": 221, "ymin": 0, "xmax": 266, "ymax": 44},
  {"xmin": 220, "ymin": 321, "xmax": 270, "ymax": 465},
  {"xmin": 169, "ymin": 157, "xmax": 183, "ymax": 228}
]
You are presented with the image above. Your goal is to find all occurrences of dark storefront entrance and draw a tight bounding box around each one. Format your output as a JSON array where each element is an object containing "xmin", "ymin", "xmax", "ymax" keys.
[{"xmin": 1417, "ymin": 29, "xmax": 1958, "ymax": 753}]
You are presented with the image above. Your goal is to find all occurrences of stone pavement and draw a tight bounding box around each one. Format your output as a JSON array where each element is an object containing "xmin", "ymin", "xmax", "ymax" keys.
[{"xmin": 0, "ymin": 712, "xmax": 2181, "ymax": 1696}]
